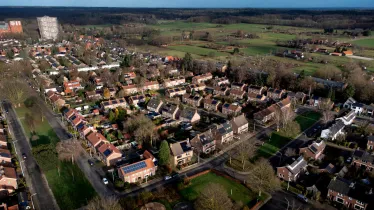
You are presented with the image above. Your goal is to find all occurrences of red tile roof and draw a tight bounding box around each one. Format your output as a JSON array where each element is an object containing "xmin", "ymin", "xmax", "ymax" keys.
[{"xmin": 86, "ymin": 132, "xmax": 107, "ymax": 146}]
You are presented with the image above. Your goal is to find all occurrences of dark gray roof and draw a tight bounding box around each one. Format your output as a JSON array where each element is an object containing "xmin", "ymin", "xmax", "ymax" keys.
[
  {"xmin": 353, "ymin": 150, "xmax": 374, "ymax": 164},
  {"xmin": 328, "ymin": 177, "xmax": 373, "ymax": 203},
  {"xmin": 162, "ymin": 103, "xmax": 178, "ymax": 115},
  {"xmin": 198, "ymin": 130, "xmax": 214, "ymax": 145},
  {"xmin": 147, "ymin": 98, "xmax": 163, "ymax": 110},
  {"xmin": 329, "ymin": 120, "xmax": 345, "ymax": 136},
  {"xmin": 368, "ymin": 136, "xmax": 374, "ymax": 143},
  {"xmin": 216, "ymin": 121, "xmax": 233, "ymax": 136},
  {"xmin": 180, "ymin": 108, "xmax": 197, "ymax": 120},
  {"xmin": 286, "ymin": 156, "xmax": 307, "ymax": 174}
]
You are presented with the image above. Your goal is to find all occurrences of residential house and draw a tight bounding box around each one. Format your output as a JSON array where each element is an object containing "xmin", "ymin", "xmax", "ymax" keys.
[
  {"xmin": 327, "ymin": 177, "xmax": 371, "ymax": 210},
  {"xmin": 203, "ymin": 98, "xmax": 221, "ymax": 111},
  {"xmin": 213, "ymin": 77, "xmax": 230, "ymax": 86},
  {"xmin": 190, "ymin": 129, "xmax": 216, "ymax": 154},
  {"xmin": 288, "ymin": 92, "xmax": 307, "ymax": 104},
  {"xmin": 309, "ymin": 96, "xmax": 334, "ymax": 109},
  {"xmin": 142, "ymin": 81, "xmax": 160, "ymax": 91},
  {"xmin": 165, "ymin": 87, "xmax": 186, "ymax": 98},
  {"xmin": 267, "ymin": 88, "xmax": 285, "ymax": 100},
  {"xmin": 230, "ymin": 89, "xmax": 246, "ymax": 100},
  {"xmin": 128, "ymin": 95, "xmax": 146, "ymax": 106},
  {"xmin": 63, "ymin": 80, "xmax": 83, "ymax": 95},
  {"xmin": 49, "ymin": 94, "xmax": 66, "ymax": 108},
  {"xmin": 108, "ymin": 87, "xmax": 116, "ymax": 98},
  {"xmin": 299, "ymin": 140, "xmax": 326, "ymax": 160},
  {"xmin": 213, "ymin": 86, "xmax": 229, "ymax": 96},
  {"xmin": 182, "ymin": 94, "xmax": 202, "ymax": 107},
  {"xmin": 248, "ymin": 85, "xmax": 266, "ymax": 95},
  {"xmin": 97, "ymin": 143, "xmax": 122, "ymax": 166},
  {"xmin": 350, "ymin": 103, "xmax": 374, "ymax": 116},
  {"xmin": 231, "ymin": 82, "xmax": 246, "ymax": 91},
  {"xmin": 124, "ymin": 72, "xmax": 136, "ymax": 79},
  {"xmin": 85, "ymin": 131, "xmax": 109, "ymax": 153},
  {"xmin": 254, "ymin": 97, "xmax": 291, "ymax": 125},
  {"xmin": 214, "ymin": 122, "xmax": 234, "ymax": 144},
  {"xmin": 100, "ymin": 98, "xmax": 129, "ymax": 110},
  {"xmin": 367, "ymin": 136, "xmax": 374, "ymax": 150},
  {"xmin": 163, "ymin": 77, "xmax": 185, "ymax": 88},
  {"xmin": 85, "ymin": 90, "xmax": 103, "ymax": 100},
  {"xmin": 192, "ymin": 73, "xmax": 212, "ymax": 84},
  {"xmin": 337, "ymin": 110, "xmax": 356, "ymax": 125},
  {"xmin": 118, "ymin": 158, "xmax": 157, "ymax": 183},
  {"xmin": 321, "ymin": 120, "xmax": 345, "ymax": 140},
  {"xmin": 277, "ymin": 156, "xmax": 307, "ymax": 182},
  {"xmin": 161, "ymin": 104, "xmax": 179, "ymax": 120},
  {"xmin": 179, "ymin": 108, "xmax": 200, "ymax": 124},
  {"xmin": 352, "ymin": 150, "xmax": 374, "ymax": 171},
  {"xmin": 122, "ymin": 84, "xmax": 138, "ymax": 95},
  {"xmin": 0, "ymin": 166, "xmax": 17, "ymax": 194},
  {"xmin": 343, "ymin": 97, "xmax": 357, "ymax": 109},
  {"xmin": 247, "ymin": 92, "xmax": 267, "ymax": 103},
  {"xmin": 170, "ymin": 139, "xmax": 193, "ymax": 166},
  {"xmin": 0, "ymin": 149, "xmax": 11, "ymax": 164},
  {"xmin": 231, "ymin": 114, "xmax": 248, "ymax": 134},
  {"xmin": 222, "ymin": 103, "xmax": 242, "ymax": 116},
  {"xmin": 0, "ymin": 136, "xmax": 7, "ymax": 149},
  {"xmin": 147, "ymin": 98, "xmax": 164, "ymax": 113},
  {"xmin": 187, "ymin": 83, "xmax": 206, "ymax": 93}
]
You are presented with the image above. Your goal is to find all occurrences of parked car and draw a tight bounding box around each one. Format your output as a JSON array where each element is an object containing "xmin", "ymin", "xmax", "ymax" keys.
[
  {"xmin": 346, "ymin": 157, "xmax": 352, "ymax": 163},
  {"xmin": 102, "ymin": 178, "xmax": 109, "ymax": 185},
  {"xmin": 164, "ymin": 175, "xmax": 172, "ymax": 181},
  {"xmin": 297, "ymin": 194, "xmax": 308, "ymax": 203},
  {"xmin": 22, "ymin": 153, "xmax": 27, "ymax": 159},
  {"xmin": 88, "ymin": 159, "xmax": 94, "ymax": 166}
]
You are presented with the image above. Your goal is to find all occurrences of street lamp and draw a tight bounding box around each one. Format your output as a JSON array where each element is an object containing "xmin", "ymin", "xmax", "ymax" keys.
[{"xmin": 31, "ymin": 193, "xmax": 37, "ymax": 210}]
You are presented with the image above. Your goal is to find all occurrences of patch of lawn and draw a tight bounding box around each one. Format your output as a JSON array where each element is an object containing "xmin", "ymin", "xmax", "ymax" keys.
[
  {"xmin": 351, "ymin": 38, "xmax": 374, "ymax": 48},
  {"xmin": 45, "ymin": 161, "xmax": 97, "ymax": 210},
  {"xmin": 180, "ymin": 172, "xmax": 255, "ymax": 205},
  {"xmin": 295, "ymin": 111, "xmax": 321, "ymax": 131},
  {"xmin": 167, "ymin": 45, "xmax": 228, "ymax": 57}
]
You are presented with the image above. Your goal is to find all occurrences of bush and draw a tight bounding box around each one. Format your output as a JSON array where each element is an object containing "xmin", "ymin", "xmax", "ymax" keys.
[
  {"xmin": 24, "ymin": 96, "xmax": 37, "ymax": 108},
  {"xmin": 114, "ymin": 179, "xmax": 124, "ymax": 189}
]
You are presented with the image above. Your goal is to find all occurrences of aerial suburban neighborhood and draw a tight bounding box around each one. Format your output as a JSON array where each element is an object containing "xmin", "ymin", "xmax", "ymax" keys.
[{"xmin": 0, "ymin": 2, "xmax": 374, "ymax": 210}]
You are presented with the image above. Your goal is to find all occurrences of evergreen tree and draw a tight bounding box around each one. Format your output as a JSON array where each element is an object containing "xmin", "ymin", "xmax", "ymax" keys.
[
  {"xmin": 109, "ymin": 110, "xmax": 116, "ymax": 122},
  {"xmin": 183, "ymin": 53, "xmax": 193, "ymax": 72},
  {"xmin": 344, "ymin": 84, "xmax": 355, "ymax": 99},
  {"xmin": 159, "ymin": 140, "xmax": 170, "ymax": 166}
]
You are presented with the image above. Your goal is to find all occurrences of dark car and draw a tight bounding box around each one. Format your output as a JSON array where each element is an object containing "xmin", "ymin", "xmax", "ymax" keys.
[
  {"xmin": 88, "ymin": 159, "xmax": 94, "ymax": 166},
  {"xmin": 22, "ymin": 153, "xmax": 27, "ymax": 159}
]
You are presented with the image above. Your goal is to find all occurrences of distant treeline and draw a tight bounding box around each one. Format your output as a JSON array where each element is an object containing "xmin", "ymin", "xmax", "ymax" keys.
[{"xmin": 0, "ymin": 7, "xmax": 374, "ymax": 29}]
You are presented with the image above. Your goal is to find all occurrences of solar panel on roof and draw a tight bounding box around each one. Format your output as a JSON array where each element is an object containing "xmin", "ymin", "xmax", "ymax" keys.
[
  {"xmin": 122, "ymin": 161, "xmax": 147, "ymax": 174},
  {"xmin": 103, "ymin": 149, "xmax": 112, "ymax": 157},
  {"xmin": 212, "ymin": 100, "xmax": 217, "ymax": 104},
  {"xmin": 224, "ymin": 103, "xmax": 230, "ymax": 108},
  {"xmin": 119, "ymin": 99, "xmax": 124, "ymax": 103},
  {"xmin": 112, "ymin": 101, "xmax": 118, "ymax": 104},
  {"xmin": 104, "ymin": 102, "xmax": 109, "ymax": 106}
]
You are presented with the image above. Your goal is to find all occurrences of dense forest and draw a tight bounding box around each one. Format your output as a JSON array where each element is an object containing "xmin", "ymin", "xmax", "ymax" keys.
[{"xmin": 0, "ymin": 7, "xmax": 374, "ymax": 29}]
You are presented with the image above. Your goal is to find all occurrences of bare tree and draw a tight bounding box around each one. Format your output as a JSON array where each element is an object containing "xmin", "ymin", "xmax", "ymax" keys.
[
  {"xmin": 194, "ymin": 183, "xmax": 233, "ymax": 210},
  {"xmin": 86, "ymin": 196, "xmax": 122, "ymax": 210},
  {"xmin": 124, "ymin": 114, "xmax": 158, "ymax": 146},
  {"xmin": 1, "ymin": 80, "xmax": 27, "ymax": 107},
  {"xmin": 56, "ymin": 139, "xmax": 83, "ymax": 164},
  {"xmin": 274, "ymin": 106, "xmax": 283, "ymax": 131},
  {"xmin": 281, "ymin": 108, "xmax": 295, "ymax": 128},
  {"xmin": 246, "ymin": 158, "xmax": 281, "ymax": 197},
  {"xmin": 285, "ymin": 147, "xmax": 296, "ymax": 157},
  {"xmin": 237, "ymin": 140, "xmax": 255, "ymax": 170},
  {"xmin": 319, "ymin": 99, "xmax": 334, "ymax": 124}
]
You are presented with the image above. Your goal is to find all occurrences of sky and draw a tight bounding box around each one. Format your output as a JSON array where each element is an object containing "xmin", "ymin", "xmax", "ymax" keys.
[{"xmin": 0, "ymin": 0, "xmax": 373, "ymax": 8}]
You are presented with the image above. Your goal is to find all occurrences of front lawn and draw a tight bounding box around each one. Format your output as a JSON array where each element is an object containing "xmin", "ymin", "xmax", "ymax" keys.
[
  {"xmin": 15, "ymin": 106, "xmax": 97, "ymax": 209},
  {"xmin": 179, "ymin": 172, "xmax": 256, "ymax": 205},
  {"xmin": 257, "ymin": 111, "xmax": 321, "ymax": 158}
]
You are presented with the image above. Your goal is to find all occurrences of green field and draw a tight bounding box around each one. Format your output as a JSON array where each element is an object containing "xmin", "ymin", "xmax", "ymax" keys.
[
  {"xmin": 257, "ymin": 111, "xmax": 321, "ymax": 158},
  {"xmin": 351, "ymin": 38, "xmax": 374, "ymax": 48},
  {"xmin": 179, "ymin": 172, "xmax": 256, "ymax": 205},
  {"xmin": 15, "ymin": 107, "xmax": 96, "ymax": 210},
  {"xmin": 168, "ymin": 45, "xmax": 229, "ymax": 57}
]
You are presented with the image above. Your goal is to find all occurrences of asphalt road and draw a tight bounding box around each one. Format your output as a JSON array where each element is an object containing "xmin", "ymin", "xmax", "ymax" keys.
[{"xmin": 2, "ymin": 100, "xmax": 58, "ymax": 210}]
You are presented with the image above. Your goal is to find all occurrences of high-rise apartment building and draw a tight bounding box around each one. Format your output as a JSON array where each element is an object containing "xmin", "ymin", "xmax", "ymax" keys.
[
  {"xmin": 37, "ymin": 16, "xmax": 59, "ymax": 40},
  {"xmin": 0, "ymin": 20, "xmax": 23, "ymax": 35}
]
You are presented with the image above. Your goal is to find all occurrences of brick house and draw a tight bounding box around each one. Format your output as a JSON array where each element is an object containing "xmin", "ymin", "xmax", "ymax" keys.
[
  {"xmin": 213, "ymin": 86, "xmax": 229, "ymax": 96},
  {"xmin": 190, "ymin": 129, "xmax": 216, "ymax": 154},
  {"xmin": 213, "ymin": 77, "xmax": 230, "ymax": 86},
  {"xmin": 63, "ymin": 80, "xmax": 83, "ymax": 95},
  {"xmin": 287, "ymin": 92, "xmax": 307, "ymax": 104},
  {"xmin": 309, "ymin": 96, "xmax": 334, "ymax": 109},
  {"xmin": 118, "ymin": 158, "xmax": 157, "ymax": 183},
  {"xmin": 231, "ymin": 114, "xmax": 248, "ymax": 134},
  {"xmin": 180, "ymin": 108, "xmax": 200, "ymax": 124},
  {"xmin": 128, "ymin": 95, "xmax": 146, "ymax": 106},
  {"xmin": 299, "ymin": 140, "xmax": 326, "ymax": 160},
  {"xmin": 247, "ymin": 92, "xmax": 267, "ymax": 103},
  {"xmin": 231, "ymin": 82, "xmax": 246, "ymax": 91},
  {"xmin": 170, "ymin": 139, "xmax": 193, "ymax": 166},
  {"xmin": 0, "ymin": 166, "xmax": 17, "ymax": 194},
  {"xmin": 214, "ymin": 122, "xmax": 234, "ymax": 144},
  {"xmin": 267, "ymin": 88, "xmax": 285, "ymax": 100},
  {"xmin": 97, "ymin": 143, "xmax": 122, "ymax": 166},
  {"xmin": 100, "ymin": 98, "xmax": 129, "ymax": 110},
  {"xmin": 352, "ymin": 150, "xmax": 374, "ymax": 171},
  {"xmin": 0, "ymin": 136, "xmax": 7, "ymax": 149},
  {"xmin": 203, "ymin": 98, "xmax": 221, "ymax": 111},
  {"xmin": 230, "ymin": 89, "xmax": 246, "ymax": 99},
  {"xmin": 248, "ymin": 85, "xmax": 266, "ymax": 95},
  {"xmin": 85, "ymin": 90, "xmax": 103, "ymax": 100},
  {"xmin": 163, "ymin": 77, "xmax": 185, "ymax": 88},
  {"xmin": 367, "ymin": 136, "xmax": 374, "ymax": 150},
  {"xmin": 0, "ymin": 149, "xmax": 11, "ymax": 164},
  {"xmin": 277, "ymin": 156, "xmax": 307, "ymax": 182},
  {"xmin": 222, "ymin": 103, "xmax": 242, "ymax": 116},
  {"xmin": 86, "ymin": 131, "xmax": 109, "ymax": 153},
  {"xmin": 327, "ymin": 177, "xmax": 371, "ymax": 210},
  {"xmin": 166, "ymin": 87, "xmax": 186, "ymax": 98},
  {"xmin": 192, "ymin": 73, "xmax": 212, "ymax": 84},
  {"xmin": 122, "ymin": 84, "xmax": 138, "ymax": 95},
  {"xmin": 254, "ymin": 97, "xmax": 291, "ymax": 125},
  {"xmin": 147, "ymin": 98, "xmax": 164, "ymax": 113},
  {"xmin": 187, "ymin": 83, "xmax": 206, "ymax": 93},
  {"xmin": 183, "ymin": 94, "xmax": 203, "ymax": 107},
  {"xmin": 142, "ymin": 81, "xmax": 160, "ymax": 91},
  {"xmin": 161, "ymin": 104, "xmax": 179, "ymax": 120}
]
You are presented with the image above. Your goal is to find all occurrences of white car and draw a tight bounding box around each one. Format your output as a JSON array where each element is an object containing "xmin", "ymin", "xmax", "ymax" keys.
[
  {"xmin": 102, "ymin": 178, "xmax": 109, "ymax": 185},
  {"xmin": 164, "ymin": 175, "xmax": 172, "ymax": 181}
]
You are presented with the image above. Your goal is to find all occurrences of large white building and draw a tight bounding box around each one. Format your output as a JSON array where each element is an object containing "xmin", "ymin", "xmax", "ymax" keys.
[{"xmin": 37, "ymin": 16, "xmax": 59, "ymax": 40}]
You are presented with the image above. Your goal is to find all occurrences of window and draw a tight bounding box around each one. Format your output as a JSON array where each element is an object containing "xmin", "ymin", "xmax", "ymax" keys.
[
  {"xmin": 336, "ymin": 197, "xmax": 344, "ymax": 204},
  {"xmin": 354, "ymin": 204, "xmax": 364, "ymax": 210},
  {"xmin": 356, "ymin": 200, "xmax": 364, "ymax": 205}
]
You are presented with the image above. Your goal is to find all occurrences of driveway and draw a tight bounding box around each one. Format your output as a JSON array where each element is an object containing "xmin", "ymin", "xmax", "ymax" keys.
[{"xmin": 2, "ymin": 101, "xmax": 59, "ymax": 210}]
